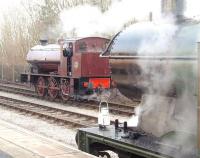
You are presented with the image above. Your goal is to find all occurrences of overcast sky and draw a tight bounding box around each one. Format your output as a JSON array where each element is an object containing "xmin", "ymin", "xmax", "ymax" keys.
[
  {"xmin": 0, "ymin": 0, "xmax": 21, "ymax": 24},
  {"xmin": 0, "ymin": 0, "xmax": 21, "ymax": 11}
]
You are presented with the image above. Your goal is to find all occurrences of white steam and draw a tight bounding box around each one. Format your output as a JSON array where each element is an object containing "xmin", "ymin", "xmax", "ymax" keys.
[
  {"xmin": 137, "ymin": 22, "xmax": 177, "ymax": 55},
  {"xmin": 128, "ymin": 106, "xmax": 141, "ymax": 127},
  {"xmin": 60, "ymin": 0, "xmax": 161, "ymax": 37},
  {"xmin": 185, "ymin": 0, "xmax": 200, "ymax": 19},
  {"xmin": 59, "ymin": 0, "xmax": 200, "ymax": 37},
  {"xmin": 111, "ymin": 6, "xmax": 199, "ymax": 155}
]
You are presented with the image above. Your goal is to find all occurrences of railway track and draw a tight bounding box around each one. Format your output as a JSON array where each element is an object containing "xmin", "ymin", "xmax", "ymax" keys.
[
  {"xmin": 0, "ymin": 95, "xmax": 97, "ymax": 128},
  {"xmin": 0, "ymin": 80, "xmax": 31, "ymax": 89},
  {"xmin": 0, "ymin": 82, "xmax": 139, "ymax": 116}
]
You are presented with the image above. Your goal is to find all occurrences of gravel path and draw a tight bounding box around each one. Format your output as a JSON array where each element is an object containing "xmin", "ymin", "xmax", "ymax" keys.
[{"xmin": 0, "ymin": 107, "xmax": 77, "ymax": 147}]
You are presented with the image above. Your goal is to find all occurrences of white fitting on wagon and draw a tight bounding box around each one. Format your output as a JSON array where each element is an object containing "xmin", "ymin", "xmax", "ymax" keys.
[{"xmin": 98, "ymin": 101, "xmax": 110, "ymax": 128}]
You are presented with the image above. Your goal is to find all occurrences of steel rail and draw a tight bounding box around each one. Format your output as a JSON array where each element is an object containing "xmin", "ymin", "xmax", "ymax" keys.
[
  {"xmin": 0, "ymin": 96, "xmax": 98, "ymax": 128},
  {"xmin": 0, "ymin": 83, "xmax": 137, "ymax": 116}
]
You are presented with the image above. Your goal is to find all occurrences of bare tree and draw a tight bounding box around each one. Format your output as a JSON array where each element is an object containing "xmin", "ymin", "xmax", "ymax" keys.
[{"xmin": 0, "ymin": 0, "xmax": 113, "ymax": 81}]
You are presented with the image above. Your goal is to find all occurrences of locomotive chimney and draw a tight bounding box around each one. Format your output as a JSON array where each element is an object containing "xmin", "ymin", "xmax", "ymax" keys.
[
  {"xmin": 40, "ymin": 39, "xmax": 48, "ymax": 46},
  {"xmin": 161, "ymin": 0, "xmax": 185, "ymax": 21},
  {"xmin": 149, "ymin": 12, "xmax": 153, "ymax": 22}
]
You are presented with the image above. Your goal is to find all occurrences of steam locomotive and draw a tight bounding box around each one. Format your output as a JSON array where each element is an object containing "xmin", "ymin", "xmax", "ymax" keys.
[{"xmin": 21, "ymin": 37, "xmax": 111, "ymax": 100}]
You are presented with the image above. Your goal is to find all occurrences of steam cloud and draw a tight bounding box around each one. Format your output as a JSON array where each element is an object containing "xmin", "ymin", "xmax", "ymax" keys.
[
  {"xmin": 184, "ymin": 0, "xmax": 200, "ymax": 19},
  {"xmin": 127, "ymin": 19, "xmax": 198, "ymax": 158},
  {"xmin": 59, "ymin": 0, "xmax": 200, "ymax": 38},
  {"xmin": 60, "ymin": 0, "xmax": 161, "ymax": 37}
]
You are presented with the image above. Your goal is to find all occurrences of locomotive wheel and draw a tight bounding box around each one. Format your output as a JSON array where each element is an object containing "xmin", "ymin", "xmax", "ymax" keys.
[
  {"xmin": 47, "ymin": 77, "xmax": 59, "ymax": 100},
  {"xmin": 36, "ymin": 77, "xmax": 47, "ymax": 97},
  {"xmin": 60, "ymin": 80, "xmax": 70, "ymax": 101}
]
